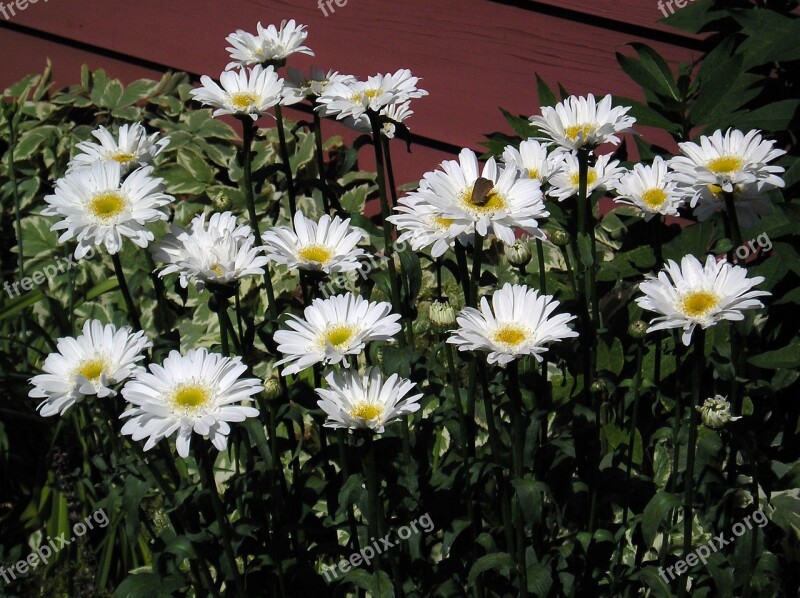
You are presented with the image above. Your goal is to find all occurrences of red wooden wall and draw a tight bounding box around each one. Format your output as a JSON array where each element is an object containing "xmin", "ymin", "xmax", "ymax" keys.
[{"xmin": 1, "ymin": 0, "xmax": 703, "ymax": 185}]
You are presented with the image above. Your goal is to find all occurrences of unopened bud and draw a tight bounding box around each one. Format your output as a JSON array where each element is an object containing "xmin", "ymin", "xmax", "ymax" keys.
[
  {"xmin": 264, "ymin": 378, "xmax": 282, "ymax": 401},
  {"xmin": 590, "ymin": 378, "xmax": 608, "ymax": 396},
  {"xmin": 211, "ymin": 191, "xmax": 233, "ymax": 211},
  {"xmin": 504, "ymin": 239, "xmax": 532, "ymax": 268},
  {"xmin": 429, "ymin": 299, "xmax": 456, "ymax": 331},
  {"xmin": 551, "ymin": 230, "xmax": 571, "ymax": 247},
  {"xmin": 697, "ymin": 395, "xmax": 741, "ymax": 429},
  {"xmin": 628, "ymin": 320, "xmax": 648, "ymax": 340}
]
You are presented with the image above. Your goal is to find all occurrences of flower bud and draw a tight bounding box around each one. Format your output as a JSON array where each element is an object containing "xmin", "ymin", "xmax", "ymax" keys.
[
  {"xmin": 211, "ymin": 190, "xmax": 233, "ymax": 212},
  {"xmin": 429, "ymin": 299, "xmax": 456, "ymax": 332},
  {"xmin": 504, "ymin": 239, "xmax": 532, "ymax": 268},
  {"xmin": 697, "ymin": 395, "xmax": 741, "ymax": 429},
  {"xmin": 264, "ymin": 378, "xmax": 282, "ymax": 401},
  {"xmin": 551, "ymin": 229, "xmax": 571, "ymax": 247},
  {"xmin": 628, "ymin": 320, "xmax": 648, "ymax": 340}
]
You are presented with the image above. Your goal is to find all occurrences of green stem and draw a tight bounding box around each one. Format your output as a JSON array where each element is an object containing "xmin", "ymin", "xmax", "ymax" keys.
[
  {"xmin": 535, "ymin": 239, "xmax": 549, "ymax": 381},
  {"xmin": 368, "ymin": 111, "xmax": 404, "ymax": 338},
  {"xmin": 274, "ymin": 104, "xmax": 297, "ymax": 216},
  {"xmin": 508, "ymin": 362, "xmax": 529, "ymax": 597},
  {"xmin": 111, "ymin": 253, "xmax": 142, "ymax": 331},
  {"xmin": 337, "ymin": 430, "xmax": 361, "ymax": 553},
  {"xmin": 455, "ymin": 242, "xmax": 471, "ymax": 306},
  {"xmin": 312, "ymin": 110, "xmax": 331, "ymax": 213},
  {"xmin": 470, "ymin": 232, "xmax": 484, "ymax": 308},
  {"xmin": 363, "ymin": 433, "xmax": 382, "ymax": 570},
  {"xmin": 723, "ymin": 192, "xmax": 744, "ymax": 263},
  {"xmin": 679, "ymin": 328, "xmax": 704, "ymax": 597},
  {"xmin": 197, "ymin": 445, "xmax": 247, "ymax": 597}
]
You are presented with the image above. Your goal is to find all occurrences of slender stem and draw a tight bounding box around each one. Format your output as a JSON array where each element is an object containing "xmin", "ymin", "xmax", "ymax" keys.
[
  {"xmin": 679, "ymin": 329, "xmax": 705, "ymax": 597},
  {"xmin": 382, "ymin": 136, "xmax": 400, "ymax": 209},
  {"xmin": 368, "ymin": 111, "xmax": 404, "ymax": 335},
  {"xmin": 336, "ymin": 430, "xmax": 361, "ymax": 552},
  {"xmin": 470, "ymin": 232, "xmax": 484, "ymax": 308},
  {"xmin": 742, "ymin": 442, "xmax": 759, "ymax": 598},
  {"xmin": 508, "ymin": 362, "xmax": 529, "ymax": 597},
  {"xmin": 213, "ymin": 293, "xmax": 230, "ymax": 356},
  {"xmin": 312, "ymin": 110, "xmax": 331, "ymax": 213},
  {"xmin": 535, "ymin": 239, "xmax": 548, "ymax": 380},
  {"xmin": 111, "ymin": 253, "xmax": 142, "ymax": 331},
  {"xmin": 723, "ymin": 192, "xmax": 744, "ymax": 262},
  {"xmin": 363, "ymin": 433, "xmax": 382, "ymax": 570},
  {"xmin": 274, "ymin": 104, "xmax": 297, "ymax": 216},
  {"xmin": 455, "ymin": 241, "xmax": 471, "ymax": 305},
  {"xmin": 197, "ymin": 445, "xmax": 247, "ymax": 597}
]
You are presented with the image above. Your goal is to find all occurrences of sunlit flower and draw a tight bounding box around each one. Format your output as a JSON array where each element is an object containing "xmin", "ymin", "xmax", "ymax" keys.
[
  {"xmin": 636, "ymin": 254, "xmax": 769, "ymax": 346},
  {"xmin": 261, "ymin": 211, "xmax": 368, "ymax": 274},
  {"xmin": 315, "ymin": 368, "xmax": 423, "ymax": 432},
  {"xmin": 152, "ymin": 211, "xmax": 268, "ymax": 291},
  {"xmin": 120, "ymin": 348, "xmax": 262, "ymax": 458},
  {"xmin": 387, "ymin": 195, "xmax": 468, "ymax": 258},
  {"xmin": 68, "ymin": 123, "xmax": 170, "ymax": 174},
  {"xmin": 501, "ymin": 139, "xmax": 557, "ymax": 185},
  {"xmin": 190, "ymin": 65, "xmax": 284, "ymax": 120},
  {"xmin": 281, "ymin": 67, "xmax": 357, "ymax": 105},
  {"xmin": 448, "ymin": 283, "xmax": 578, "ymax": 365},
  {"xmin": 504, "ymin": 238, "xmax": 532, "ymax": 267},
  {"xmin": 275, "ymin": 293, "xmax": 401, "ymax": 375},
  {"xmin": 30, "ymin": 320, "xmax": 151, "ymax": 417},
  {"xmin": 530, "ymin": 94, "xmax": 636, "ymax": 151},
  {"xmin": 316, "ymin": 69, "xmax": 427, "ymax": 123},
  {"xmin": 225, "ymin": 19, "xmax": 314, "ymax": 70},
  {"xmin": 547, "ymin": 152, "xmax": 625, "ymax": 202},
  {"xmin": 405, "ymin": 148, "xmax": 549, "ymax": 245},
  {"xmin": 669, "ymin": 128, "xmax": 786, "ymax": 194},
  {"xmin": 43, "ymin": 162, "xmax": 173, "ymax": 259},
  {"xmin": 612, "ymin": 156, "xmax": 684, "ymax": 220}
]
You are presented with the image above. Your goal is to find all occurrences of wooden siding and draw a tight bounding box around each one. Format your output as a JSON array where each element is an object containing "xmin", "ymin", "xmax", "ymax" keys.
[{"xmin": 1, "ymin": 0, "xmax": 701, "ymax": 184}]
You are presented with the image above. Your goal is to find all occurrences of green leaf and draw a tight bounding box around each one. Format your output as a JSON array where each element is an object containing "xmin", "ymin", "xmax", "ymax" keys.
[
  {"xmin": 625, "ymin": 43, "xmax": 680, "ymax": 100},
  {"xmin": 536, "ymin": 74, "xmax": 558, "ymax": 108},
  {"xmin": 468, "ymin": 552, "xmax": 514, "ymax": 585},
  {"xmin": 500, "ymin": 108, "xmax": 535, "ymax": 139},
  {"xmin": 748, "ymin": 340, "xmax": 800, "ymax": 369},
  {"xmin": 729, "ymin": 100, "xmax": 800, "ymax": 133},
  {"xmin": 0, "ymin": 288, "xmax": 45, "ymax": 321},
  {"xmin": 118, "ymin": 79, "xmax": 158, "ymax": 107},
  {"xmin": 642, "ymin": 492, "xmax": 682, "ymax": 546}
]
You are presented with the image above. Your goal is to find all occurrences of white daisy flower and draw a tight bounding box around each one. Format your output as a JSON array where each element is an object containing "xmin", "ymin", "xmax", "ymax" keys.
[
  {"xmin": 690, "ymin": 182, "xmax": 773, "ymax": 230},
  {"xmin": 501, "ymin": 139, "xmax": 557, "ymax": 185},
  {"xmin": 120, "ymin": 348, "xmax": 262, "ymax": 458},
  {"xmin": 387, "ymin": 195, "xmax": 469, "ymax": 258},
  {"xmin": 225, "ymin": 19, "xmax": 314, "ymax": 70},
  {"xmin": 447, "ymin": 283, "xmax": 578, "ymax": 365},
  {"xmin": 29, "ymin": 320, "xmax": 151, "ymax": 417},
  {"xmin": 530, "ymin": 94, "xmax": 636, "ymax": 152},
  {"xmin": 407, "ymin": 148, "xmax": 549, "ymax": 245},
  {"xmin": 547, "ymin": 152, "xmax": 626, "ymax": 202},
  {"xmin": 43, "ymin": 162, "xmax": 174, "ymax": 259},
  {"xmin": 612, "ymin": 156, "xmax": 684, "ymax": 220},
  {"xmin": 275, "ymin": 293, "xmax": 402, "ymax": 376},
  {"xmin": 669, "ymin": 128, "xmax": 786, "ymax": 194},
  {"xmin": 68, "ymin": 123, "xmax": 170, "ymax": 174},
  {"xmin": 315, "ymin": 368, "xmax": 423, "ymax": 433},
  {"xmin": 190, "ymin": 65, "xmax": 284, "ymax": 120},
  {"xmin": 281, "ymin": 67, "xmax": 357, "ymax": 105},
  {"xmin": 316, "ymin": 69, "xmax": 427, "ymax": 123},
  {"xmin": 151, "ymin": 211, "xmax": 269, "ymax": 291},
  {"xmin": 261, "ymin": 211, "xmax": 368, "ymax": 275},
  {"xmin": 635, "ymin": 254, "xmax": 769, "ymax": 346}
]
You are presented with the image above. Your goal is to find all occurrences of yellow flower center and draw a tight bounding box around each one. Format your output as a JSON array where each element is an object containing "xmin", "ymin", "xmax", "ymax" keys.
[
  {"xmin": 88, "ymin": 191, "xmax": 127, "ymax": 221},
  {"xmin": 76, "ymin": 358, "xmax": 106, "ymax": 382},
  {"xmin": 569, "ymin": 170, "xmax": 599, "ymax": 188},
  {"xmin": 352, "ymin": 88, "xmax": 381, "ymax": 104},
  {"xmin": 110, "ymin": 151, "xmax": 137, "ymax": 164},
  {"xmin": 565, "ymin": 123, "xmax": 595, "ymax": 141},
  {"xmin": 641, "ymin": 188, "xmax": 668, "ymax": 209},
  {"xmin": 528, "ymin": 168, "xmax": 540, "ymax": 180},
  {"xmin": 230, "ymin": 92, "xmax": 259, "ymax": 110},
  {"xmin": 349, "ymin": 402, "xmax": 384, "ymax": 421},
  {"xmin": 324, "ymin": 325, "xmax": 356, "ymax": 350},
  {"xmin": 492, "ymin": 325, "xmax": 529, "ymax": 348},
  {"xmin": 171, "ymin": 384, "xmax": 212, "ymax": 413},
  {"xmin": 433, "ymin": 216, "xmax": 454, "ymax": 229},
  {"xmin": 298, "ymin": 244, "xmax": 334, "ymax": 264},
  {"xmin": 463, "ymin": 188, "xmax": 506, "ymax": 213},
  {"xmin": 680, "ymin": 291, "xmax": 719, "ymax": 318},
  {"xmin": 707, "ymin": 156, "xmax": 743, "ymax": 174},
  {"xmin": 210, "ymin": 263, "xmax": 225, "ymax": 277}
]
